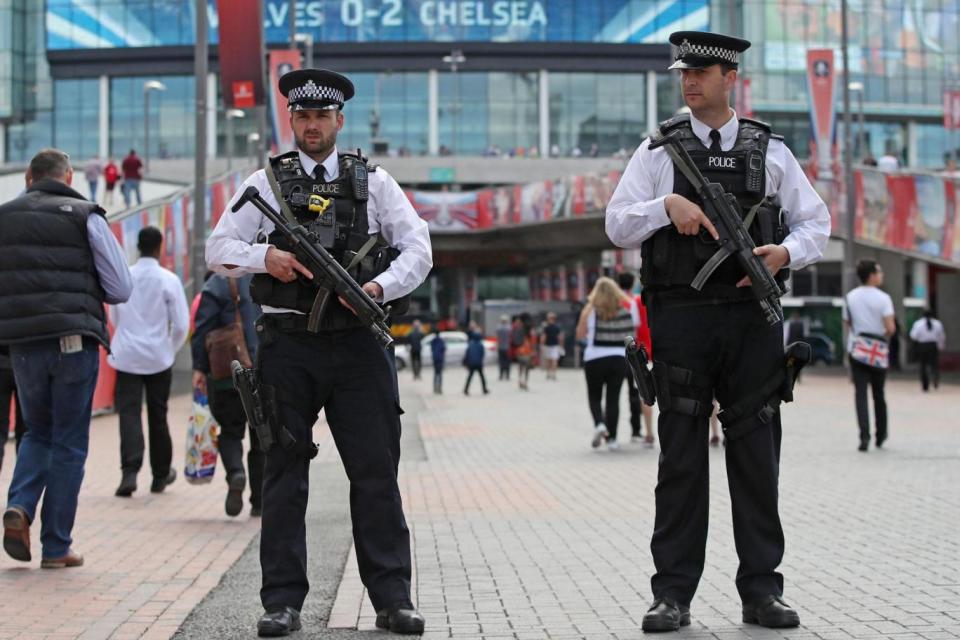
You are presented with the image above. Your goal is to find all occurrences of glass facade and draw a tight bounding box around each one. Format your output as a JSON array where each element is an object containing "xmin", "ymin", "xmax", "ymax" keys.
[
  {"xmin": 439, "ymin": 72, "xmax": 538, "ymax": 155},
  {"xmin": 110, "ymin": 75, "xmax": 195, "ymax": 159},
  {"xmin": 338, "ymin": 72, "xmax": 430, "ymax": 155},
  {"xmin": 53, "ymin": 78, "xmax": 100, "ymax": 161},
  {"xmin": 46, "ymin": 0, "xmax": 709, "ymax": 49},
  {"xmin": 549, "ymin": 73, "xmax": 646, "ymax": 155}
]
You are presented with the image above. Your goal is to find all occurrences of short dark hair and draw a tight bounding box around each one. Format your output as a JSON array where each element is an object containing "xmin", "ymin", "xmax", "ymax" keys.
[
  {"xmin": 137, "ymin": 226, "xmax": 163, "ymax": 256},
  {"xmin": 616, "ymin": 271, "xmax": 636, "ymax": 292},
  {"xmin": 856, "ymin": 259, "xmax": 879, "ymax": 284},
  {"xmin": 29, "ymin": 148, "xmax": 71, "ymax": 181},
  {"xmin": 719, "ymin": 62, "xmax": 738, "ymax": 75}
]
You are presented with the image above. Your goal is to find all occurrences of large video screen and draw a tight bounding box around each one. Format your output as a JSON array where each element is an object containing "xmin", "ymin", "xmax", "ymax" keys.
[{"xmin": 46, "ymin": 0, "xmax": 709, "ymax": 49}]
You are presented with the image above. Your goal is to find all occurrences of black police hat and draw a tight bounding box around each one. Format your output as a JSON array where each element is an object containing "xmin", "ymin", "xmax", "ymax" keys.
[
  {"xmin": 279, "ymin": 68, "xmax": 355, "ymax": 111},
  {"xmin": 668, "ymin": 31, "xmax": 751, "ymax": 70}
]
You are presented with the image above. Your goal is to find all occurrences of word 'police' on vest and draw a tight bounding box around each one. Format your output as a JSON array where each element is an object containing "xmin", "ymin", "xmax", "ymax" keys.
[{"xmin": 707, "ymin": 156, "xmax": 737, "ymax": 169}]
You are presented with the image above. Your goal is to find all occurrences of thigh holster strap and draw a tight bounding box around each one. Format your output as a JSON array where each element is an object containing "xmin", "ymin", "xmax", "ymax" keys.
[{"xmin": 652, "ymin": 361, "xmax": 713, "ymax": 418}]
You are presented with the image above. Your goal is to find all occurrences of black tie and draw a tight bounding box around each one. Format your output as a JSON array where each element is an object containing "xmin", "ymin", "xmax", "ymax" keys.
[
  {"xmin": 313, "ymin": 166, "xmax": 323, "ymax": 181},
  {"xmin": 709, "ymin": 129, "xmax": 722, "ymax": 152}
]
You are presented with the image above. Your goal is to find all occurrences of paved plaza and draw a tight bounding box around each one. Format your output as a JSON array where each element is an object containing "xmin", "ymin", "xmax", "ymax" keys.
[{"xmin": 1, "ymin": 364, "xmax": 958, "ymax": 639}]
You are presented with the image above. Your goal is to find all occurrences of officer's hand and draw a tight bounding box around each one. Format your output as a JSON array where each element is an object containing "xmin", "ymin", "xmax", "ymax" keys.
[
  {"xmin": 736, "ymin": 244, "xmax": 791, "ymax": 287},
  {"xmin": 665, "ymin": 195, "xmax": 719, "ymax": 240},
  {"xmin": 338, "ymin": 282, "xmax": 384, "ymax": 315},
  {"xmin": 265, "ymin": 247, "xmax": 314, "ymax": 283},
  {"xmin": 191, "ymin": 370, "xmax": 207, "ymax": 395}
]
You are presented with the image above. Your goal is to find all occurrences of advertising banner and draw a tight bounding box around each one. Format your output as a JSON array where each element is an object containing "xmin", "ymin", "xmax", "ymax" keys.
[
  {"xmin": 944, "ymin": 90, "xmax": 960, "ymax": 131},
  {"xmin": 806, "ymin": 49, "xmax": 836, "ymax": 178},
  {"xmin": 216, "ymin": 0, "xmax": 266, "ymax": 108},
  {"xmin": 268, "ymin": 49, "xmax": 302, "ymax": 152}
]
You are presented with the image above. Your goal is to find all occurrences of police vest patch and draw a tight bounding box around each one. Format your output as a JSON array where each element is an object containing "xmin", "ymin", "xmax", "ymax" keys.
[
  {"xmin": 312, "ymin": 183, "xmax": 344, "ymax": 195},
  {"xmin": 707, "ymin": 156, "xmax": 737, "ymax": 169}
]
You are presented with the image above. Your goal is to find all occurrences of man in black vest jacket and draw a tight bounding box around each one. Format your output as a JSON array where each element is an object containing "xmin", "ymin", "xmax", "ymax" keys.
[
  {"xmin": 0, "ymin": 148, "xmax": 132, "ymax": 569},
  {"xmin": 606, "ymin": 33, "xmax": 831, "ymax": 632}
]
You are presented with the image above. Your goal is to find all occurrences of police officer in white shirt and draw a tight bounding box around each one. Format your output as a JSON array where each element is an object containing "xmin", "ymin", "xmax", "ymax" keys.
[
  {"xmin": 109, "ymin": 226, "xmax": 190, "ymax": 498},
  {"xmin": 206, "ymin": 69, "xmax": 431, "ymax": 637},
  {"xmin": 606, "ymin": 31, "xmax": 830, "ymax": 632},
  {"xmin": 909, "ymin": 310, "xmax": 946, "ymax": 391}
]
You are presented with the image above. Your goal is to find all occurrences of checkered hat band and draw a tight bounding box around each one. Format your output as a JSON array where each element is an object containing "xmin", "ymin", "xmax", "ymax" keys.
[
  {"xmin": 288, "ymin": 80, "xmax": 344, "ymax": 105},
  {"xmin": 677, "ymin": 43, "xmax": 739, "ymax": 64}
]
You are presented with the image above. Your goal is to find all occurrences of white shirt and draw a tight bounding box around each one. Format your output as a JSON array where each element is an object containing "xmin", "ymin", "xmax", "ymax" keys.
[
  {"xmin": 584, "ymin": 303, "xmax": 640, "ymax": 362},
  {"xmin": 843, "ymin": 285, "xmax": 894, "ymax": 353},
  {"xmin": 909, "ymin": 317, "xmax": 946, "ymax": 350},
  {"xmin": 605, "ymin": 111, "xmax": 832, "ymax": 270},
  {"xmin": 205, "ymin": 148, "xmax": 433, "ymax": 313},
  {"xmin": 108, "ymin": 257, "xmax": 191, "ymax": 375},
  {"xmin": 877, "ymin": 154, "xmax": 900, "ymax": 171}
]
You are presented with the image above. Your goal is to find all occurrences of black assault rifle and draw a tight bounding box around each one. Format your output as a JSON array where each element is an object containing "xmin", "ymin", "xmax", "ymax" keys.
[
  {"xmin": 231, "ymin": 185, "xmax": 393, "ymax": 347},
  {"xmin": 650, "ymin": 132, "xmax": 786, "ymax": 325}
]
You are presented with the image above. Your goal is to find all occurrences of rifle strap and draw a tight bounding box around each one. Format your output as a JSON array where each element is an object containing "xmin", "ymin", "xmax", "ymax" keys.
[{"xmin": 265, "ymin": 163, "xmax": 300, "ymax": 227}]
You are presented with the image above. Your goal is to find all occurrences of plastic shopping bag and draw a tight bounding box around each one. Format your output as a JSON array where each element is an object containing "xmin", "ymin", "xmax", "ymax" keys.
[{"xmin": 185, "ymin": 388, "xmax": 219, "ymax": 484}]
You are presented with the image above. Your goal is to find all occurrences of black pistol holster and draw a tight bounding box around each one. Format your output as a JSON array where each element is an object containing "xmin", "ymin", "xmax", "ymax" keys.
[
  {"xmin": 717, "ymin": 341, "xmax": 811, "ymax": 442},
  {"xmin": 651, "ymin": 361, "xmax": 714, "ymax": 418}
]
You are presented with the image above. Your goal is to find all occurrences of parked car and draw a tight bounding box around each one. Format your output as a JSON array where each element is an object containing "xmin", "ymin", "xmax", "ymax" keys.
[
  {"xmin": 394, "ymin": 331, "xmax": 497, "ymax": 369},
  {"xmin": 803, "ymin": 332, "xmax": 836, "ymax": 365}
]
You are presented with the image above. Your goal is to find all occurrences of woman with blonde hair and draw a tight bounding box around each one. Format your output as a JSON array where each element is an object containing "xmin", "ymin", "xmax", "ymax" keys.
[{"xmin": 576, "ymin": 277, "xmax": 639, "ymax": 450}]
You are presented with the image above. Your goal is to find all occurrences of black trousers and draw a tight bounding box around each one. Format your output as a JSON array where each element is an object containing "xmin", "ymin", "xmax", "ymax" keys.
[
  {"xmin": 583, "ymin": 356, "xmax": 627, "ymax": 439},
  {"xmin": 849, "ymin": 356, "xmax": 887, "ymax": 443},
  {"xmin": 498, "ymin": 350, "xmax": 510, "ymax": 379},
  {"xmin": 464, "ymin": 366, "xmax": 488, "ymax": 393},
  {"xmin": 648, "ymin": 299, "xmax": 785, "ymax": 606},
  {"xmin": 208, "ymin": 384, "xmax": 265, "ymax": 508},
  {"xmin": 915, "ymin": 342, "xmax": 940, "ymax": 391},
  {"xmin": 257, "ymin": 321, "xmax": 411, "ymax": 613},
  {"xmin": 626, "ymin": 375, "xmax": 642, "ymax": 437},
  {"xmin": 410, "ymin": 349, "xmax": 422, "ymax": 379},
  {"xmin": 115, "ymin": 368, "xmax": 173, "ymax": 478}
]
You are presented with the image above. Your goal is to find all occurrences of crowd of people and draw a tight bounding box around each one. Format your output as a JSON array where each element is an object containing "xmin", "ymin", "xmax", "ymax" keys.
[{"xmin": 81, "ymin": 149, "xmax": 145, "ymax": 208}]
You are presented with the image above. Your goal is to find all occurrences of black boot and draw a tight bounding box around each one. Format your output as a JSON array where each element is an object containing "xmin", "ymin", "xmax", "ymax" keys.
[
  {"xmin": 375, "ymin": 604, "xmax": 426, "ymax": 635},
  {"xmin": 742, "ymin": 595, "xmax": 800, "ymax": 628},
  {"xmin": 115, "ymin": 471, "xmax": 137, "ymax": 497},
  {"xmin": 641, "ymin": 598, "xmax": 690, "ymax": 632},
  {"xmin": 257, "ymin": 607, "xmax": 301, "ymax": 637},
  {"xmin": 150, "ymin": 468, "xmax": 177, "ymax": 493},
  {"xmin": 225, "ymin": 472, "xmax": 246, "ymax": 517}
]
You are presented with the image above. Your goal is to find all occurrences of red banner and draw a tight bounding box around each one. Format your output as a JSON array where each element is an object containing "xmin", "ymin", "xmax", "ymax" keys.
[
  {"xmin": 216, "ymin": 0, "xmax": 266, "ymax": 108},
  {"xmin": 268, "ymin": 49, "xmax": 302, "ymax": 153},
  {"xmin": 806, "ymin": 49, "xmax": 836, "ymax": 177},
  {"xmin": 945, "ymin": 90, "xmax": 960, "ymax": 131}
]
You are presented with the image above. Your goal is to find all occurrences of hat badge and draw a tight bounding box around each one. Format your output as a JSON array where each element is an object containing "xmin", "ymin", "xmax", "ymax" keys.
[{"xmin": 679, "ymin": 39, "xmax": 693, "ymax": 56}]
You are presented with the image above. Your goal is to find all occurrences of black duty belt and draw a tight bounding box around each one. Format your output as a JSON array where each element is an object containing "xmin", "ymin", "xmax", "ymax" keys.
[
  {"xmin": 260, "ymin": 312, "xmax": 366, "ymax": 337},
  {"xmin": 647, "ymin": 286, "xmax": 755, "ymax": 309}
]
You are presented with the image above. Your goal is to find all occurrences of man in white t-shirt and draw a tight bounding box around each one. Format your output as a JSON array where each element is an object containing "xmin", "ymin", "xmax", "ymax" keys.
[{"xmin": 842, "ymin": 260, "xmax": 895, "ymax": 451}]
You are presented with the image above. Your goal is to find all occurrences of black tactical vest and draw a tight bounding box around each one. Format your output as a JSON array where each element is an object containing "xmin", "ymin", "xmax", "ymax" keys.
[
  {"xmin": 0, "ymin": 179, "xmax": 109, "ymax": 347},
  {"xmin": 640, "ymin": 115, "xmax": 789, "ymax": 298},
  {"xmin": 250, "ymin": 150, "xmax": 407, "ymax": 330}
]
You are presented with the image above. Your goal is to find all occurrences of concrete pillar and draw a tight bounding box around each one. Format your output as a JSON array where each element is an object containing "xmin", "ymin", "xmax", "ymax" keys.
[
  {"xmin": 935, "ymin": 271, "xmax": 960, "ymax": 351},
  {"xmin": 910, "ymin": 259, "xmax": 928, "ymax": 299},
  {"xmin": 646, "ymin": 71, "xmax": 658, "ymax": 135},
  {"xmin": 0, "ymin": 125, "xmax": 6, "ymax": 164},
  {"xmin": 539, "ymin": 69, "xmax": 549, "ymax": 157},
  {"xmin": 906, "ymin": 120, "xmax": 918, "ymax": 167},
  {"xmin": 99, "ymin": 75, "xmax": 109, "ymax": 159},
  {"xmin": 207, "ymin": 73, "xmax": 217, "ymax": 160},
  {"xmin": 428, "ymin": 69, "xmax": 439, "ymax": 155}
]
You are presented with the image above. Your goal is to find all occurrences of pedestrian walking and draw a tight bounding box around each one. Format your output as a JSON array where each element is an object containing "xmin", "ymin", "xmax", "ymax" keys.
[
  {"xmin": 121, "ymin": 149, "xmax": 143, "ymax": 207},
  {"xmin": 431, "ymin": 329, "xmax": 446, "ymax": 394},
  {"xmin": 496, "ymin": 315, "xmax": 511, "ymax": 380},
  {"xmin": 206, "ymin": 68, "xmax": 431, "ymax": 637},
  {"xmin": 616, "ymin": 272, "xmax": 655, "ymax": 446},
  {"xmin": 0, "ymin": 148, "xmax": 132, "ymax": 568},
  {"xmin": 909, "ymin": 310, "xmax": 945, "ymax": 392},
  {"xmin": 408, "ymin": 320, "xmax": 424, "ymax": 380},
  {"xmin": 576, "ymin": 277, "xmax": 638, "ymax": 451},
  {"xmin": 191, "ymin": 273, "xmax": 265, "ymax": 517},
  {"xmin": 605, "ymin": 31, "xmax": 831, "ymax": 631},
  {"xmin": 513, "ymin": 315, "xmax": 535, "ymax": 391},
  {"xmin": 103, "ymin": 158, "xmax": 119, "ymax": 206},
  {"xmin": 0, "ymin": 346, "xmax": 26, "ymax": 475},
  {"xmin": 844, "ymin": 260, "xmax": 895, "ymax": 451},
  {"xmin": 109, "ymin": 226, "xmax": 190, "ymax": 497},
  {"xmin": 540, "ymin": 312, "xmax": 563, "ymax": 380},
  {"xmin": 83, "ymin": 156, "xmax": 101, "ymax": 201},
  {"xmin": 463, "ymin": 322, "xmax": 489, "ymax": 395}
]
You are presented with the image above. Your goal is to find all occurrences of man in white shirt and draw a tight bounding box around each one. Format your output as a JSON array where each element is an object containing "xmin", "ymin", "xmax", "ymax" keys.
[
  {"xmin": 843, "ymin": 260, "xmax": 895, "ymax": 451},
  {"xmin": 909, "ymin": 310, "xmax": 946, "ymax": 391},
  {"xmin": 206, "ymin": 68, "xmax": 431, "ymax": 637},
  {"xmin": 109, "ymin": 226, "xmax": 190, "ymax": 498},
  {"xmin": 605, "ymin": 31, "xmax": 830, "ymax": 633}
]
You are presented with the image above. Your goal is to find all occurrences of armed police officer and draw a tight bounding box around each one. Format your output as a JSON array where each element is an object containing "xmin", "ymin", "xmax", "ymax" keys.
[
  {"xmin": 606, "ymin": 32, "xmax": 830, "ymax": 633},
  {"xmin": 206, "ymin": 69, "xmax": 432, "ymax": 637}
]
